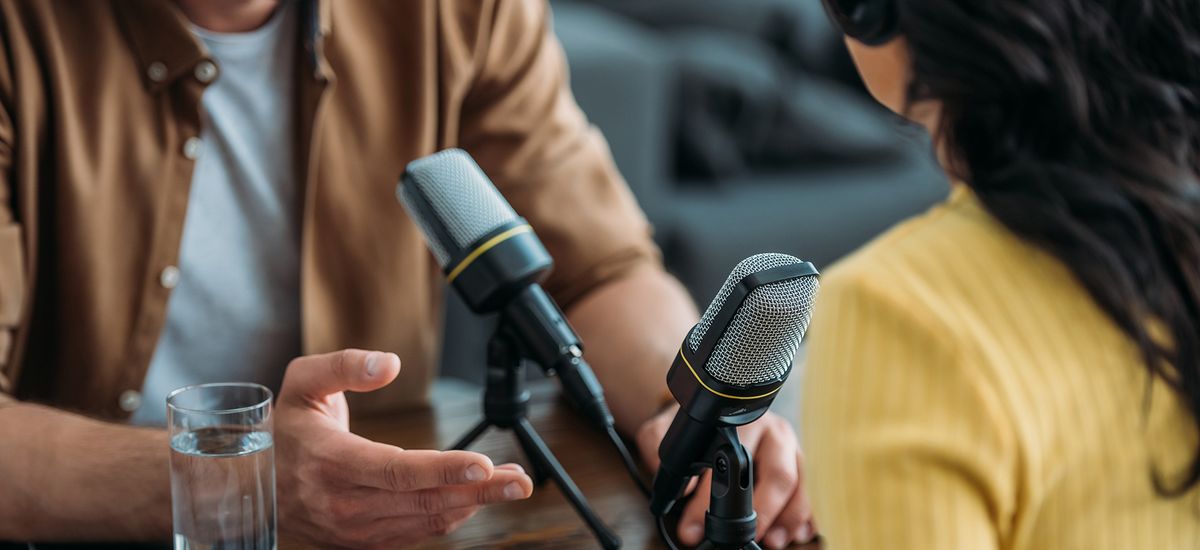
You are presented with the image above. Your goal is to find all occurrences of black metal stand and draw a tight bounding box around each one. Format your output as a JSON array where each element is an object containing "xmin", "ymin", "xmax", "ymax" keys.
[
  {"xmin": 695, "ymin": 427, "xmax": 761, "ymax": 550},
  {"xmin": 451, "ymin": 327, "xmax": 622, "ymax": 550},
  {"xmin": 655, "ymin": 426, "xmax": 761, "ymax": 550}
]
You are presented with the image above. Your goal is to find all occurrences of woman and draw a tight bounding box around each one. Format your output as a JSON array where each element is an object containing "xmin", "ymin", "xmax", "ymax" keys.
[{"xmin": 802, "ymin": 1, "xmax": 1200, "ymax": 548}]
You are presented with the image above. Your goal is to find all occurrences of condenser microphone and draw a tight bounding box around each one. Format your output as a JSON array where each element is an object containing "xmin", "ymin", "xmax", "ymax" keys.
[
  {"xmin": 649, "ymin": 253, "xmax": 820, "ymax": 517},
  {"xmin": 397, "ymin": 149, "xmax": 614, "ymax": 430}
]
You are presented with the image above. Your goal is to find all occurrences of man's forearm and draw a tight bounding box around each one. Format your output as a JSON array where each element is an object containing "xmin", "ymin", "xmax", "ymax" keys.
[
  {"xmin": 567, "ymin": 267, "xmax": 698, "ymax": 435},
  {"xmin": 0, "ymin": 402, "xmax": 171, "ymax": 542}
]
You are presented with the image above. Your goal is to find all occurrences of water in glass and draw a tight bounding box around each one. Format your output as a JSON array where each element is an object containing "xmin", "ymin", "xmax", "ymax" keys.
[{"xmin": 169, "ymin": 425, "xmax": 276, "ymax": 550}]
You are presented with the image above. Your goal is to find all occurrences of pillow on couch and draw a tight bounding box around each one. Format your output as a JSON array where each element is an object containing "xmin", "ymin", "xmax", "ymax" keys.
[
  {"xmin": 667, "ymin": 29, "xmax": 906, "ymax": 182},
  {"xmin": 561, "ymin": 0, "xmax": 853, "ymax": 77}
]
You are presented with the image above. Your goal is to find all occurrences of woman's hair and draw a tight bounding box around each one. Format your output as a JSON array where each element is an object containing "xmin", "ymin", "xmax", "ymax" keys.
[{"xmin": 899, "ymin": 0, "xmax": 1200, "ymax": 494}]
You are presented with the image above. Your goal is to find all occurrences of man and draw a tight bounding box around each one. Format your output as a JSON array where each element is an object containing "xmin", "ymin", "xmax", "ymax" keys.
[{"xmin": 0, "ymin": 0, "xmax": 813, "ymax": 548}]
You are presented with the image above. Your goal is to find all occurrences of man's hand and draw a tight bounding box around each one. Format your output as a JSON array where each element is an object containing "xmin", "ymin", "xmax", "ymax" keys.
[
  {"xmin": 274, "ymin": 349, "xmax": 534, "ymax": 548},
  {"xmin": 636, "ymin": 406, "xmax": 816, "ymax": 549}
]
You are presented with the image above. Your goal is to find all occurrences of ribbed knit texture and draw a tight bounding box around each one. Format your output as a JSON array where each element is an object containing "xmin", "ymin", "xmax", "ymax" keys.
[{"xmin": 801, "ymin": 186, "xmax": 1200, "ymax": 549}]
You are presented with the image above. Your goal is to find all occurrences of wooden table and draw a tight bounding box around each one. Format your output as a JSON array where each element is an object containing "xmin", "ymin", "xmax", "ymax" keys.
[{"xmin": 285, "ymin": 380, "xmax": 821, "ymax": 549}]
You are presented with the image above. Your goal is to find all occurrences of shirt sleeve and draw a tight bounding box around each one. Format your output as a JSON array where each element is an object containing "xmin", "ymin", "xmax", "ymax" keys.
[
  {"xmin": 0, "ymin": 37, "xmax": 21, "ymax": 405},
  {"xmin": 800, "ymin": 269, "xmax": 1018, "ymax": 550},
  {"xmin": 456, "ymin": 0, "xmax": 661, "ymax": 308}
]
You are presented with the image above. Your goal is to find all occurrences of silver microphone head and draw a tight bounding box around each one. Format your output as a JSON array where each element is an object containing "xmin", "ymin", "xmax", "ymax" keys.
[
  {"xmin": 398, "ymin": 149, "xmax": 520, "ymax": 267},
  {"xmin": 688, "ymin": 253, "xmax": 820, "ymax": 387}
]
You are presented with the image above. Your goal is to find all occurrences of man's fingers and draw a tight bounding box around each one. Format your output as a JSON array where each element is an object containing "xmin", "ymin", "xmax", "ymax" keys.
[
  {"xmin": 752, "ymin": 429, "xmax": 801, "ymax": 542},
  {"xmin": 281, "ymin": 349, "xmax": 401, "ymax": 403},
  {"xmin": 768, "ymin": 496, "xmax": 815, "ymax": 549},
  {"xmin": 495, "ymin": 463, "xmax": 526, "ymax": 474},
  {"xmin": 360, "ymin": 505, "xmax": 482, "ymax": 547},
  {"xmin": 357, "ymin": 469, "xmax": 533, "ymax": 517},
  {"xmin": 763, "ymin": 452, "xmax": 815, "ymax": 549},
  {"xmin": 330, "ymin": 439, "xmax": 497, "ymax": 492},
  {"xmin": 800, "ymin": 519, "xmax": 818, "ymax": 544},
  {"xmin": 678, "ymin": 470, "xmax": 713, "ymax": 546}
]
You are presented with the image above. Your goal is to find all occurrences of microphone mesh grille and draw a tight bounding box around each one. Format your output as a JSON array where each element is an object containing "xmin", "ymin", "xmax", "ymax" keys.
[
  {"xmin": 688, "ymin": 253, "xmax": 820, "ymax": 387},
  {"xmin": 398, "ymin": 149, "xmax": 520, "ymax": 267}
]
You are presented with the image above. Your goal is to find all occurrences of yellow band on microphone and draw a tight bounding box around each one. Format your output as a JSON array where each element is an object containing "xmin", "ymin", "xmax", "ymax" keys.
[
  {"xmin": 446, "ymin": 224, "xmax": 534, "ymax": 283},
  {"xmin": 679, "ymin": 347, "xmax": 783, "ymax": 400}
]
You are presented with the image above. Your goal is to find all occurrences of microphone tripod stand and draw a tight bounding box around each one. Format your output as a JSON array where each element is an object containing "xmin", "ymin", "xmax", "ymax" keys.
[
  {"xmin": 450, "ymin": 322, "xmax": 622, "ymax": 550},
  {"xmin": 657, "ymin": 426, "xmax": 762, "ymax": 550}
]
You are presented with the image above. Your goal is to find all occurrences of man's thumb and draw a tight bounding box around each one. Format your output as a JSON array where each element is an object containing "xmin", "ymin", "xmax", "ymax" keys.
[{"xmin": 280, "ymin": 349, "xmax": 401, "ymax": 402}]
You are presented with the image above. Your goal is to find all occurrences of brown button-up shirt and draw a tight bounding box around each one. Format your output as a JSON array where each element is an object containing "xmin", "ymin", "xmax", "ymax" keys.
[{"xmin": 0, "ymin": 0, "xmax": 658, "ymax": 419}]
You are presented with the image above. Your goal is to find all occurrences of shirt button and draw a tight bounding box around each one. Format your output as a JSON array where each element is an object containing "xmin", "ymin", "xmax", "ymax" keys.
[
  {"xmin": 160, "ymin": 265, "xmax": 181, "ymax": 289},
  {"xmin": 147, "ymin": 62, "xmax": 168, "ymax": 82},
  {"xmin": 182, "ymin": 137, "xmax": 202, "ymax": 160},
  {"xmin": 194, "ymin": 61, "xmax": 218, "ymax": 84},
  {"xmin": 118, "ymin": 390, "xmax": 143, "ymax": 412}
]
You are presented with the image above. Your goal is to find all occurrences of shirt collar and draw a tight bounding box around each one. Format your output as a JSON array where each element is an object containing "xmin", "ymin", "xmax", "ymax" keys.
[
  {"xmin": 112, "ymin": 0, "xmax": 207, "ymax": 92},
  {"xmin": 113, "ymin": 0, "xmax": 333, "ymax": 91}
]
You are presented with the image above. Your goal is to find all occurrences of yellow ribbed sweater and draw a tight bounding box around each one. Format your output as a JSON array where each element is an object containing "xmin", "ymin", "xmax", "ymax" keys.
[{"xmin": 801, "ymin": 186, "xmax": 1200, "ymax": 549}]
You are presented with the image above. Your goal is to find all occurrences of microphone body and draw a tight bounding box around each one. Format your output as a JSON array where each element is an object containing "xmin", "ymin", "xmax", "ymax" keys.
[
  {"xmin": 397, "ymin": 149, "xmax": 614, "ymax": 430},
  {"xmin": 649, "ymin": 254, "xmax": 820, "ymax": 516},
  {"xmin": 503, "ymin": 283, "xmax": 611, "ymax": 428}
]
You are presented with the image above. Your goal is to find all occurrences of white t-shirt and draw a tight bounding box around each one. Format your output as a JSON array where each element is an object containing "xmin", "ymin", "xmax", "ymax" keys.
[{"xmin": 131, "ymin": 3, "xmax": 300, "ymax": 425}]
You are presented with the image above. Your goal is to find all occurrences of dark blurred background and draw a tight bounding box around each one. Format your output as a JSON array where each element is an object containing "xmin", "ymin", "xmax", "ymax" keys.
[{"xmin": 440, "ymin": 0, "xmax": 949, "ymax": 386}]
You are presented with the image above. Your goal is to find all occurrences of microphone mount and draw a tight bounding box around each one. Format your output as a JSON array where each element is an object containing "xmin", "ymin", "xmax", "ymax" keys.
[
  {"xmin": 702, "ymin": 427, "xmax": 760, "ymax": 550},
  {"xmin": 655, "ymin": 424, "xmax": 762, "ymax": 550}
]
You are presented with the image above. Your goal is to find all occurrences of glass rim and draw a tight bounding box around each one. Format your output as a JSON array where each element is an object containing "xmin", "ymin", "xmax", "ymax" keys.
[{"xmin": 166, "ymin": 382, "xmax": 274, "ymax": 415}]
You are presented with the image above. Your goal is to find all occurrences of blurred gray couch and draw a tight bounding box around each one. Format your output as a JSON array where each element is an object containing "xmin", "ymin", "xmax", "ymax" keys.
[{"xmin": 438, "ymin": 1, "xmax": 948, "ymax": 382}]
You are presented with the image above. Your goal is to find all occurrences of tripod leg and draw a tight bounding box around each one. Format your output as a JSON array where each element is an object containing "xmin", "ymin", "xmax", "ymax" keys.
[
  {"xmin": 512, "ymin": 417, "xmax": 622, "ymax": 550},
  {"xmin": 514, "ymin": 432, "xmax": 553, "ymax": 486},
  {"xmin": 450, "ymin": 419, "xmax": 491, "ymax": 451}
]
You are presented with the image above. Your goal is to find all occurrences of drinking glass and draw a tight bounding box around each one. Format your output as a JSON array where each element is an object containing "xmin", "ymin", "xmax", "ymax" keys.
[{"xmin": 167, "ymin": 383, "xmax": 276, "ymax": 550}]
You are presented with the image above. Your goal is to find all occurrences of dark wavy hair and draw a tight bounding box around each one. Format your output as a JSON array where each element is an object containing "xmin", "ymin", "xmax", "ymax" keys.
[{"xmin": 898, "ymin": 0, "xmax": 1200, "ymax": 494}]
